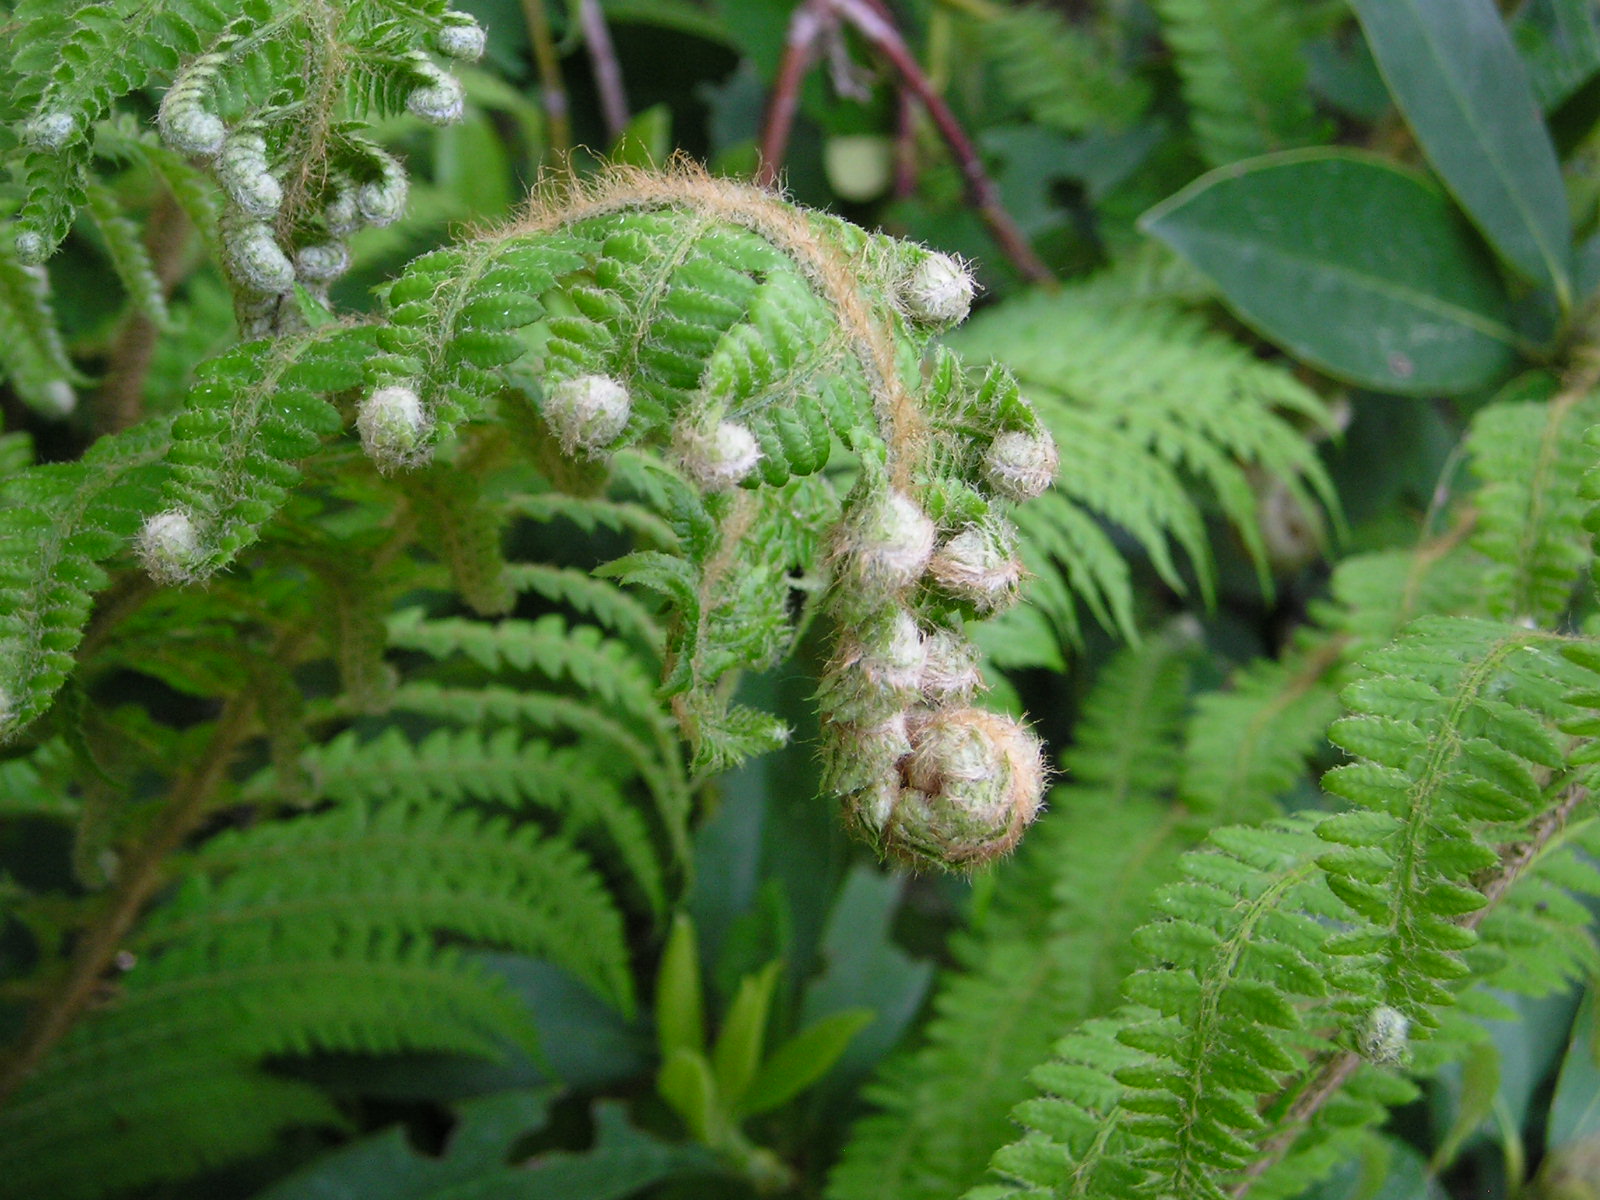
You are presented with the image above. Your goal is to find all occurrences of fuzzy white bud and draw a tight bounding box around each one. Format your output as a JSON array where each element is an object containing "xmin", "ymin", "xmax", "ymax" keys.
[
  {"xmin": 226, "ymin": 221, "xmax": 295, "ymax": 294},
  {"xmin": 544, "ymin": 374, "xmax": 632, "ymax": 454},
  {"xmin": 23, "ymin": 110, "xmax": 76, "ymax": 150},
  {"xmin": 217, "ymin": 132, "xmax": 282, "ymax": 218},
  {"xmin": 14, "ymin": 229, "xmax": 48, "ymax": 264},
  {"xmin": 849, "ymin": 490, "xmax": 936, "ymax": 590},
  {"xmin": 929, "ymin": 518, "xmax": 1024, "ymax": 613},
  {"xmin": 1360, "ymin": 1005, "xmax": 1410, "ymax": 1066},
  {"xmin": 902, "ymin": 252, "xmax": 974, "ymax": 326},
  {"xmin": 406, "ymin": 65, "xmax": 466, "ymax": 126},
  {"xmin": 983, "ymin": 429, "xmax": 1058, "ymax": 502},
  {"xmin": 325, "ymin": 184, "xmax": 362, "ymax": 235},
  {"xmin": 437, "ymin": 13, "xmax": 487, "ymax": 60},
  {"xmin": 675, "ymin": 420, "xmax": 762, "ymax": 490},
  {"xmin": 294, "ymin": 241, "xmax": 350, "ymax": 284},
  {"xmin": 886, "ymin": 707, "xmax": 1046, "ymax": 866},
  {"xmin": 357, "ymin": 384, "xmax": 431, "ymax": 469},
  {"xmin": 356, "ymin": 159, "xmax": 409, "ymax": 227},
  {"xmin": 136, "ymin": 509, "xmax": 203, "ymax": 584}
]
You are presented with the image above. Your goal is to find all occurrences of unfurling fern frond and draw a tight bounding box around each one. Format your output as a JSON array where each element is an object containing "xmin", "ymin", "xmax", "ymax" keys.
[
  {"xmin": 1152, "ymin": 0, "xmax": 1323, "ymax": 167},
  {"xmin": 0, "ymin": 801, "xmax": 630, "ymax": 1200},
  {"xmin": 830, "ymin": 631, "xmax": 1201, "ymax": 1200},
  {"xmin": 0, "ymin": 236, "xmax": 81, "ymax": 416},
  {"xmin": 952, "ymin": 286, "xmax": 1336, "ymax": 648}
]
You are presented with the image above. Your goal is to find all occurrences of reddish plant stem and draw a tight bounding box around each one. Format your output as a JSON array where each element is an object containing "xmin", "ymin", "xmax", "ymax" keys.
[
  {"xmin": 756, "ymin": 0, "xmax": 1055, "ymax": 284},
  {"xmin": 578, "ymin": 0, "xmax": 631, "ymax": 143}
]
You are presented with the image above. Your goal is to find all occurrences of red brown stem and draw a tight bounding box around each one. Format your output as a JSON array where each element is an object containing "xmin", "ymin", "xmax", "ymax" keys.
[
  {"xmin": 756, "ymin": 0, "xmax": 829, "ymax": 188},
  {"xmin": 578, "ymin": 0, "xmax": 630, "ymax": 143}
]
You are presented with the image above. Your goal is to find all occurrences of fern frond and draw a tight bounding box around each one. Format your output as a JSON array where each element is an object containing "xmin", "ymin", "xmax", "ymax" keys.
[
  {"xmin": 1153, "ymin": 0, "xmax": 1322, "ymax": 166},
  {"xmin": 0, "ymin": 419, "xmax": 173, "ymax": 739},
  {"xmin": 981, "ymin": 6, "xmax": 1151, "ymax": 135},
  {"xmin": 953, "ymin": 288, "xmax": 1335, "ymax": 643},
  {"xmin": 1465, "ymin": 377, "xmax": 1600, "ymax": 625},
  {"xmin": 0, "ymin": 235, "xmax": 81, "ymax": 416},
  {"xmin": 81, "ymin": 177, "xmax": 170, "ymax": 327}
]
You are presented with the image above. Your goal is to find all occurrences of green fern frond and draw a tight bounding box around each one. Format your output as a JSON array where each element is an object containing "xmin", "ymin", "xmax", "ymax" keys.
[
  {"xmin": 0, "ymin": 419, "xmax": 173, "ymax": 739},
  {"xmin": 1465, "ymin": 376, "xmax": 1600, "ymax": 624},
  {"xmin": 504, "ymin": 562, "xmax": 665, "ymax": 653},
  {"xmin": 81, "ymin": 178, "xmax": 170, "ymax": 328},
  {"xmin": 981, "ymin": 6, "xmax": 1151, "ymax": 135},
  {"xmin": 1153, "ymin": 0, "xmax": 1323, "ymax": 166},
  {"xmin": 953, "ymin": 288, "xmax": 1336, "ymax": 643}
]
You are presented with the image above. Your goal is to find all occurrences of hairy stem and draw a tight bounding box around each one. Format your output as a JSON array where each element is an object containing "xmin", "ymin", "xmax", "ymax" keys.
[
  {"xmin": 0, "ymin": 692, "xmax": 260, "ymax": 1108},
  {"xmin": 96, "ymin": 188, "xmax": 192, "ymax": 435}
]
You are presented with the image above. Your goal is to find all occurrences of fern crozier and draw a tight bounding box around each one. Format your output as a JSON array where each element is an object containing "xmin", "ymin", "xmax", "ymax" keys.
[
  {"xmin": 22, "ymin": 110, "xmax": 76, "ymax": 151},
  {"xmin": 358, "ymin": 385, "xmax": 432, "ymax": 469},
  {"xmin": 902, "ymin": 252, "xmax": 974, "ymax": 326},
  {"xmin": 673, "ymin": 421, "xmax": 762, "ymax": 490},
  {"xmin": 983, "ymin": 429, "xmax": 1059, "ymax": 501},
  {"xmin": 437, "ymin": 13, "xmax": 487, "ymax": 60},
  {"xmin": 136, "ymin": 509, "xmax": 204, "ymax": 584},
  {"xmin": 545, "ymin": 375, "xmax": 632, "ymax": 454}
]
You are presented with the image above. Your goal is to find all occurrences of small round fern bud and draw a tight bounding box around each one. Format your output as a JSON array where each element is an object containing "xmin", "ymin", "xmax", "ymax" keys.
[
  {"xmin": 886, "ymin": 707, "xmax": 1046, "ymax": 867},
  {"xmin": 357, "ymin": 384, "xmax": 432, "ymax": 470},
  {"xmin": 356, "ymin": 158, "xmax": 409, "ymax": 227},
  {"xmin": 406, "ymin": 65, "xmax": 467, "ymax": 126},
  {"xmin": 437, "ymin": 12, "xmax": 487, "ymax": 60},
  {"xmin": 831, "ymin": 712, "xmax": 914, "ymax": 826},
  {"xmin": 157, "ymin": 94, "xmax": 225, "ymax": 157},
  {"xmin": 920, "ymin": 628, "xmax": 982, "ymax": 703},
  {"xmin": 827, "ymin": 609, "xmax": 928, "ymax": 722},
  {"xmin": 136, "ymin": 508, "xmax": 203, "ymax": 584},
  {"xmin": 217, "ymin": 132, "xmax": 282, "ymax": 218},
  {"xmin": 929, "ymin": 518, "xmax": 1024, "ymax": 613},
  {"xmin": 848, "ymin": 489, "xmax": 937, "ymax": 591},
  {"xmin": 902, "ymin": 252, "xmax": 974, "ymax": 326},
  {"xmin": 325, "ymin": 183, "xmax": 362, "ymax": 235},
  {"xmin": 22, "ymin": 109, "xmax": 76, "ymax": 150},
  {"xmin": 983, "ymin": 429, "xmax": 1058, "ymax": 502},
  {"xmin": 294, "ymin": 241, "xmax": 350, "ymax": 284},
  {"xmin": 1360, "ymin": 1005, "xmax": 1410, "ymax": 1066},
  {"xmin": 14, "ymin": 228, "xmax": 49, "ymax": 264},
  {"xmin": 544, "ymin": 374, "xmax": 632, "ymax": 455},
  {"xmin": 226, "ymin": 221, "xmax": 295, "ymax": 294},
  {"xmin": 675, "ymin": 420, "xmax": 762, "ymax": 491}
]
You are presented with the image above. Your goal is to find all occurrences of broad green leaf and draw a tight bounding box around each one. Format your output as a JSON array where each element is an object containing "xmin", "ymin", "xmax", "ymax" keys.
[
  {"xmin": 657, "ymin": 1047, "xmax": 721, "ymax": 1145},
  {"xmin": 1548, "ymin": 986, "xmax": 1600, "ymax": 1148},
  {"xmin": 1351, "ymin": 0, "xmax": 1572, "ymax": 300},
  {"xmin": 656, "ymin": 913, "xmax": 705, "ymax": 1061},
  {"xmin": 1142, "ymin": 150, "xmax": 1517, "ymax": 395},
  {"xmin": 738, "ymin": 1008, "xmax": 873, "ymax": 1118},
  {"xmin": 710, "ymin": 959, "xmax": 781, "ymax": 1110}
]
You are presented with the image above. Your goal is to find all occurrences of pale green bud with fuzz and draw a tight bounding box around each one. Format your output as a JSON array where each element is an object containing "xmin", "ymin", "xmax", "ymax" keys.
[
  {"xmin": 674, "ymin": 420, "xmax": 761, "ymax": 490},
  {"xmin": 1360, "ymin": 1005, "xmax": 1409, "ymax": 1066},
  {"xmin": 405, "ymin": 60, "xmax": 467, "ymax": 125},
  {"xmin": 226, "ymin": 222, "xmax": 295, "ymax": 294},
  {"xmin": 845, "ymin": 489, "xmax": 936, "ymax": 591},
  {"xmin": 544, "ymin": 374, "xmax": 632, "ymax": 455},
  {"xmin": 325, "ymin": 183, "xmax": 362, "ymax": 235},
  {"xmin": 356, "ymin": 154, "xmax": 409, "ymax": 227},
  {"xmin": 295, "ymin": 242, "xmax": 350, "ymax": 284},
  {"xmin": 218, "ymin": 132, "xmax": 282, "ymax": 218},
  {"xmin": 831, "ymin": 713, "xmax": 914, "ymax": 829},
  {"xmin": 984, "ymin": 429, "xmax": 1058, "ymax": 502},
  {"xmin": 824, "ymin": 609, "xmax": 927, "ymax": 723},
  {"xmin": 884, "ymin": 707, "xmax": 1046, "ymax": 867},
  {"xmin": 901, "ymin": 251, "xmax": 974, "ymax": 326},
  {"xmin": 22, "ymin": 110, "xmax": 75, "ymax": 151},
  {"xmin": 13, "ymin": 229, "xmax": 48, "ymax": 265},
  {"xmin": 920, "ymin": 628, "xmax": 982, "ymax": 703},
  {"xmin": 929, "ymin": 517, "xmax": 1024, "ymax": 613},
  {"xmin": 437, "ymin": 12, "xmax": 487, "ymax": 60},
  {"xmin": 137, "ymin": 509, "xmax": 203, "ymax": 584},
  {"xmin": 357, "ymin": 384, "xmax": 431, "ymax": 470},
  {"xmin": 157, "ymin": 75, "xmax": 224, "ymax": 157}
]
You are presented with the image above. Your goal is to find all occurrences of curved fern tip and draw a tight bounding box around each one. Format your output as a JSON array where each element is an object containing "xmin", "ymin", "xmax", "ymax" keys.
[
  {"xmin": 358, "ymin": 385, "xmax": 433, "ymax": 470},
  {"xmin": 136, "ymin": 509, "xmax": 204, "ymax": 585},
  {"xmin": 901, "ymin": 251, "xmax": 975, "ymax": 327},
  {"xmin": 437, "ymin": 13, "xmax": 488, "ymax": 61},
  {"xmin": 928, "ymin": 518, "xmax": 1025, "ymax": 613},
  {"xmin": 983, "ymin": 429, "xmax": 1059, "ymax": 502}
]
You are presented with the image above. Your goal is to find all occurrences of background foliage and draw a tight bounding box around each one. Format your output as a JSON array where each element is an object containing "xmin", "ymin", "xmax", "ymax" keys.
[{"xmin": 4, "ymin": 1, "xmax": 1600, "ymax": 1199}]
